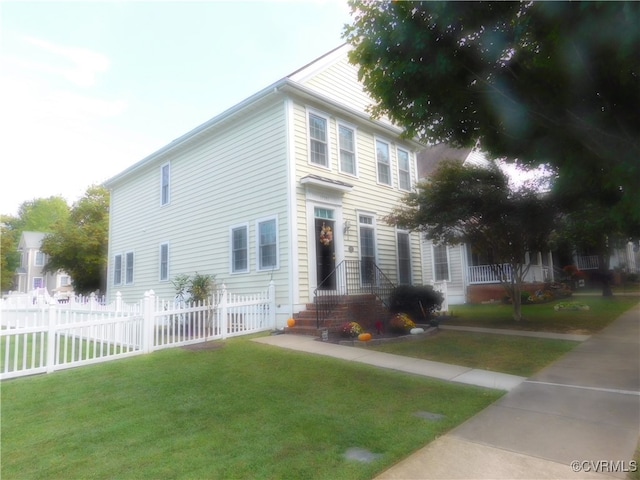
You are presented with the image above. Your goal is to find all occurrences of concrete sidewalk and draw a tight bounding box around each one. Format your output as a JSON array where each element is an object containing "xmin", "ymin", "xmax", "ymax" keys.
[{"xmin": 253, "ymin": 303, "xmax": 640, "ymax": 479}]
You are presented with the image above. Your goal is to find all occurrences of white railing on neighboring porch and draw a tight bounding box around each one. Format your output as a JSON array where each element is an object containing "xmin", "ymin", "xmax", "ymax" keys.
[
  {"xmin": 576, "ymin": 255, "xmax": 599, "ymax": 271},
  {"xmin": 0, "ymin": 283, "xmax": 275, "ymax": 380},
  {"xmin": 467, "ymin": 264, "xmax": 550, "ymax": 284}
]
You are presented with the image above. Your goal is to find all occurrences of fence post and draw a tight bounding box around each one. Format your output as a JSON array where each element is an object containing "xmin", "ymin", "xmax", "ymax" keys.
[
  {"xmin": 221, "ymin": 285, "xmax": 228, "ymax": 340},
  {"xmin": 46, "ymin": 298, "xmax": 57, "ymax": 373},
  {"xmin": 142, "ymin": 290, "xmax": 155, "ymax": 353},
  {"xmin": 115, "ymin": 291, "xmax": 122, "ymax": 312},
  {"xmin": 268, "ymin": 281, "xmax": 276, "ymax": 329}
]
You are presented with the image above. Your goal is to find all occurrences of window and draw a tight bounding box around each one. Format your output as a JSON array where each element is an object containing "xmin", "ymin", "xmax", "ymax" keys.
[
  {"xmin": 257, "ymin": 217, "xmax": 278, "ymax": 271},
  {"xmin": 114, "ymin": 254, "xmax": 122, "ymax": 285},
  {"xmin": 308, "ymin": 112, "xmax": 328, "ymax": 167},
  {"xmin": 231, "ymin": 225, "xmax": 249, "ymax": 273},
  {"xmin": 35, "ymin": 251, "xmax": 45, "ymax": 266},
  {"xmin": 397, "ymin": 232, "xmax": 412, "ymax": 285},
  {"xmin": 359, "ymin": 215, "xmax": 376, "ymax": 284},
  {"xmin": 161, "ymin": 163, "xmax": 170, "ymax": 205},
  {"xmin": 60, "ymin": 276, "xmax": 70, "ymax": 287},
  {"xmin": 433, "ymin": 244, "xmax": 450, "ymax": 281},
  {"xmin": 159, "ymin": 243, "xmax": 169, "ymax": 281},
  {"xmin": 125, "ymin": 251, "xmax": 134, "ymax": 285},
  {"xmin": 33, "ymin": 277, "xmax": 44, "ymax": 289},
  {"xmin": 376, "ymin": 140, "xmax": 391, "ymax": 185},
  {"xmin": 397, "ymin": 148, "xmax": 411, "ymax": 191},
  {"xmin": 338, "ymin": 124, "xmax": 356, "ymax": 175}
]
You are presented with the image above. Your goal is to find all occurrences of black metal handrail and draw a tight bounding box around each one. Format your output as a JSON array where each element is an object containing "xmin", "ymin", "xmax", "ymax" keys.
[{"xmin": 314, "ymin": 260, "xmax": 395, "ymax": 328}]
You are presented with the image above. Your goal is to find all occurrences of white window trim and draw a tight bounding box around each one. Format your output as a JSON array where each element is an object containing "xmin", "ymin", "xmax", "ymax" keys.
[
  {"xmin": 159, "ymin": 242, "xmax": 169, "ymax": 282},
  {"xmin": 374, "ymin": 137, "xmax": 393, "ymax": 187},
  {"xmin": 34, "ymin": 251, "xmax": 45, "ymax": 267},
  {"xmin": 125, "ymin": 251, "xmax": 135, "ymax": 285},
  {"xmin": 357, "ymin": 211, "xmax": 378, "ymax": 262},
  {"xmin": 161, "ymin": 162, "xmax": 171, "ymax": 206},
  {"xmin": 306, "ymin": 108, "xmax": 332, "ymax": 170},
  {"xmin": 397, "ymin": 147, "xmax": 412, "ymax": 192},
  {"xmin": 337, "ymin": 120, "xmax": 358, "ymax": 177},
  {"xmin": 432, "ymin": 244, "xmax": 451, "ymax": 282},
  {"xmin": 230, "ymin": 223, "xmax": 250, "ymax": 274},
  {"xmin": 396, "ymin": 230, "xmax": 413, "ymax": 284},
  {"xmin": 113, "ymin": 254, "xmax": 123, "ymax": 286},
  {"xmin": 256, "ymin": 215, "xmax": 279, "ymax": 272}
]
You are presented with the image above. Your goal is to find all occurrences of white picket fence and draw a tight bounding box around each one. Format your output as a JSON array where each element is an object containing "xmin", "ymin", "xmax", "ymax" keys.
[{"xmin": 0, "ymin": 282, "xmax": 275, "ymax": 380}]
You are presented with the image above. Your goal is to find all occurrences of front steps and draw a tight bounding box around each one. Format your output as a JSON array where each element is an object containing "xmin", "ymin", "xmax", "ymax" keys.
[{"xmin": 286, "ymin": 294, "xmax": 389, "ymax": 337}]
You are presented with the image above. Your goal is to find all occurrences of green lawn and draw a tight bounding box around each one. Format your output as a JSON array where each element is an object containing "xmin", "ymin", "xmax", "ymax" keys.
[
  {"xmin": 1, "ymin": 337, "xmax": 502, "ymax": 480},
  {"xmin": 444, "ymin": 294, "xmax": 639, "ymax": 333},
  {"xmin": 370, "ymin": 330, "xmax": 579, "ymax": 377}
]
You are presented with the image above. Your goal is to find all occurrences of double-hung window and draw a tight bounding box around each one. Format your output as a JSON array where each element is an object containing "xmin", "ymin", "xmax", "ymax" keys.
[
  {"xmin": 35, "ymin": 251, "xmax": 45, "ymax": 266},
  {"xmin": 359, "ymin": 215, "xmax": 376, "ymax": 284},
  {"xmin": 257, "ymin": 217, "xmax": 278, "ymax": 271},
  {"xmin": 309, "ymin": 112, "xmax": 328, "ymax": 167},
  {"xmin": 376, "ymin": 140, "xmax": 391, "ymax": 185},
  {"xmin": 433, "ymin": 244, "xmax": 450, "ymax": 282},
  {"xmin": 397, "ymin": 148, "xmax": 411, "ymax": 191},
  {"xmin": 231, "ymin": 225, "xmax": 249, "ymax": 273},
  {"xmin": 159, "ymin": 243, "xmax": 169, "ymax": 281},
  {"xmin": 338, "ymin": 124, "xmax": 356, "ymax": 175},
  {"xmin": 125, "ymin": 251, "xmax": 134, "ymax": 285},
  {"xmin": 161, "ymin": 163, "xmax": 170, "ymax": 206},
  {"xmin": 114, "ymin": 254, "xmax": 122, "ymax": 285},
  {"xmin": 397, "ymin": 231, "xmax": 412, "ymax": 285}
]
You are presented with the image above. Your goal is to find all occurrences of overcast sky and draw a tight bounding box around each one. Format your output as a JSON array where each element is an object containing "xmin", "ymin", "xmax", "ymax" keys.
[{"xmin": 0, "ymin": 1, "xmax": 352, "ymax": 216}]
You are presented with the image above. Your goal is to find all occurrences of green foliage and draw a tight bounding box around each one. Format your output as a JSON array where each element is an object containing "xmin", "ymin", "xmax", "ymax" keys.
[
  {"xmin": 345, "ymin": 0, "xmax": 640, "ymax": 234},
  {"xmin": 40, "ymin": 185, "xmax": 109, "ymax": 294},
  {"xmin": 388, "ymin": 285, "xmax": 443, "ymax": 321},
  {"xmin": 0, "ymin": 221, "xmax": 21, "ymax": 291},
  {"xmin": 14, "ymin": 196, "xmax": 70, "ymax": 232},
  {"xmin": 172, "ymin": 272, "xmax": 216, "ymax": 304}
]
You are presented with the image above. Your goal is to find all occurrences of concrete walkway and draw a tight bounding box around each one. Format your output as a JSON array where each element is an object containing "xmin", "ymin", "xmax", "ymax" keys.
[{"xmin": 253, "ymin": 303, "xmax": 640, "ymax": 479}]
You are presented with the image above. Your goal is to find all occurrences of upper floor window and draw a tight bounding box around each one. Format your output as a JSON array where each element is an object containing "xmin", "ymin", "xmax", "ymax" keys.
[
  {"xmin": 376, "ymin": 140, "xmax": 391, "ymax": 186},
  {"xmin": 125, "ymin": 251, "xmax": 134, "ymax": 285},
  {"xmin": 397, "ymin": 148, "xmax": 411, "ymax": 191},
  {"xmin": 35, "ymin": 251, "xmax": 45, "ymax": 266},
  {"xmin": 60, "ymin": 276, "xmax": 70, "ymax": 287},
  {"xmin": 338, "ymin": 124, "xmax": 356, "ymax": 175},
  {"xmin": 161, "ymin": 163, "xmax": 170, "ymax": 206},
  {"xmin": 114, "ymin": 254, "xmax": 122, "ymax": 285},
  {"xmin": 309, "ymin": 112, "xmax": 328, "ymax": 167},
  {"xmin": 433, "ymin": 244, "xmax": 450, "ymax": 282},
  {"xmin": 231, "ymin": 224, "xmax": 249, "ymax": 274},
  {"xmin": 257, "ymin": 217, "xmax": 278, "ymax": 271},
  {"xmin": 159, "ymin": 243, "xmax": 169, "ymax": 281}
]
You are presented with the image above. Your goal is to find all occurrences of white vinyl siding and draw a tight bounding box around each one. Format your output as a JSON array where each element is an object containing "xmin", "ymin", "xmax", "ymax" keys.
[
  {"xmin": 397, "ymin": 148, "xmax": 411, "ymax": 191},
  {"xmin": 125, "ymin": 251, "xmax": 134, "ymax": 285},
  {"xmin": 114, "ymin": 254, "xmax": 122, "ymax": 285},
  {"xmin": 159, "ymin": 243, "xmax": 169, "ymax": 281},
  {"xmin": 375, "ymin": 139, "xmax": 391, "ymax": 186},
  {"xmin": 338, "ymin": 123, "xmax": 356, "ymax": 175},
  {"xmin": 231, "ymin": 224, "xmax": 249, "ymax": 274},
  {"xmin": 308, "ymin": 112, "xmax": 329, "ymax": 167},
  {"xmin": 161, "ymin": 163, "xmax": 170, "ymax": 206},
  {"xmin": 257, "ymin": 216, "xmax": 278, "ymax": 271}
]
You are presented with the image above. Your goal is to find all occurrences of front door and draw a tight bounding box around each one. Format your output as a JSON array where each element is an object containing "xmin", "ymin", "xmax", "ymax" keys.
[{"xmin": 316, "ymin": 218, "xmax": 336, "ymax": 289}]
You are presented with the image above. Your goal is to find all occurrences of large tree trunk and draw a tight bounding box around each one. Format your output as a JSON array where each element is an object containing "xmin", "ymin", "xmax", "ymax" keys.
[
  {"xmin": 511, "ymin": 281, "xmax": 523, "ymax": 321},
  {"xmin": 597, "ymin": 253, "xmax": 613, "ymax": 297}
]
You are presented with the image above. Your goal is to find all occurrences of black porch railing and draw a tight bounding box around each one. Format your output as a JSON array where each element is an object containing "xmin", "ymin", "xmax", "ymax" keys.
[{"xmin": 314, "ymin": 259, "xmax": 395, "ymax": 328}]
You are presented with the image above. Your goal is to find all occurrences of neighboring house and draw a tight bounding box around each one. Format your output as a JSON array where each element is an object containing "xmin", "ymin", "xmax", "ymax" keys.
[
  {"xmin": 13, "ymin": 231, "xmax": 73, "ymax": 298},
  {"xmin": 104, "ymin": 44, "xmax": 426, "ymax": 328},
  {"xmin": 416, "ymin": 144, "xmax": 555, "ymax": 305}
]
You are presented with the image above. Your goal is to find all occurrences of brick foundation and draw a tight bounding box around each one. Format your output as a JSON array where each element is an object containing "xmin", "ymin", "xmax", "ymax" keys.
[{"xmin": 466, "ymin": 283, "xmax": 546, "ymax": 304}]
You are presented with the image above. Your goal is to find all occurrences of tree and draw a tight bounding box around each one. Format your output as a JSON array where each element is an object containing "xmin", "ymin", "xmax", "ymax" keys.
[
  {"xmin": 40, "ymin": 185, "xmax": 109, "ymax": 295},
  {"xmin": 387, "ymin": 160, "xmax": 556, "ymax": 321},
  {"xmin": 345, "ymin": 1, "xmax": 640, "ymax": 231},
  {"xmin": 0, "ymin": 218, "xmax": 21, "ymax": 291}
]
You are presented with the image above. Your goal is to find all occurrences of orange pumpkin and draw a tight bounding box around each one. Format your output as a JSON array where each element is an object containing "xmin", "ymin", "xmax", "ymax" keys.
[
  {"xmin": 358, "ymin": 333, "xmax": 372, "ymax": 342},
  {"xmin": 287, "ymin": 318, "xmax": 296, "ymax": 328}
]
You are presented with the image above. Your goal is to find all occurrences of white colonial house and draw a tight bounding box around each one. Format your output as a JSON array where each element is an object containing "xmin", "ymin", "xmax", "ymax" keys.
[{"xmin": 104, "ymin": 44, "xmax": 426, "ymax": 330}]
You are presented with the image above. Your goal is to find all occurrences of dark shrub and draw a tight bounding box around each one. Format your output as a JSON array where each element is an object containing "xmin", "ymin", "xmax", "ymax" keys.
[{"xmin": 388, "ymin": 285, "xmax": 443, "ymax": 322}]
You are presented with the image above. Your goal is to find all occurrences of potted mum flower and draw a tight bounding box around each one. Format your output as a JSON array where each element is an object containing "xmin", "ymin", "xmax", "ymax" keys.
[{"xmin": 341, "ymin": 321, "xmax": 364, "ymax": 338}]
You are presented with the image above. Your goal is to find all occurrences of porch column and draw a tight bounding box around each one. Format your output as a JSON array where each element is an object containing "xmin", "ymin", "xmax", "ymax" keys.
[{"xmin": 548, "ymin": 251, "xmax": 555, "ymax": 281}]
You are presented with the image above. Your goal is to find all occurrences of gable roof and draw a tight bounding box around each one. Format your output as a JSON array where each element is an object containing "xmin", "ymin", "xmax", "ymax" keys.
[
  {"xmin": 19, "ymin": 231, "xmax": 47, "ymax": 250},
  {"xmin": 105, "ymin": 45, "xmax": 423, "ymax": 189},
  {"xmin": 416, "ymin": 144, "xmax": 474, "ymax": 179}
]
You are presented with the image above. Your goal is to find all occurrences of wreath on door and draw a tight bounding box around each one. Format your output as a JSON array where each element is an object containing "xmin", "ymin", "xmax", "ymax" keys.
[{"xmin": 320, "ymin": 223, "xmax": 333, "ymax": 246}]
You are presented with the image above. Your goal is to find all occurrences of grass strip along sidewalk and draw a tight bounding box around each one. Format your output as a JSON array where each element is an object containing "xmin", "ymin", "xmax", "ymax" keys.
[{"xmin": 2, "ymin": 338, "xmax": 501, "ymax": 480}]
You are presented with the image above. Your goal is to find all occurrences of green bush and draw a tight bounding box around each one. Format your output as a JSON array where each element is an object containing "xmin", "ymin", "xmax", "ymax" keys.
[{"xmin": 389, "ymin": 285, "xmax": 443, "ymax": 322}]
